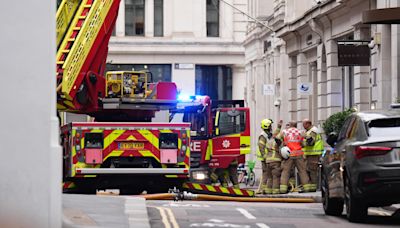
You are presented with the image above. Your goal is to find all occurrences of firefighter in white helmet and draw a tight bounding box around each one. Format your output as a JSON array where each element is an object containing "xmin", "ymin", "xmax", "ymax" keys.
[{"xmin": 256, "ymin": 119, "xmax": 282, "ymax": 194}]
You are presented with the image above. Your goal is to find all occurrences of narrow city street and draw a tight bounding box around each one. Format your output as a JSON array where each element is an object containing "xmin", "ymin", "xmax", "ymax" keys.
[{"xmin": 146, "ymin": 200, "xmax": 400, "ymax": 228}]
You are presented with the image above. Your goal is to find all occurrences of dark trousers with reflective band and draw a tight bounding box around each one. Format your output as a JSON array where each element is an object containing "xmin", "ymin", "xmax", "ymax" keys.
[
  {"xmin": 280, "ymin": 156, "xmax": 311, "ymax": 193},
  {"xmin": 265, "ymin": 161, "xmax": 281, "ymax": 194},
  {"xmin": 306, "ymin": 155, "xmax": 320, "ymax": 191}
]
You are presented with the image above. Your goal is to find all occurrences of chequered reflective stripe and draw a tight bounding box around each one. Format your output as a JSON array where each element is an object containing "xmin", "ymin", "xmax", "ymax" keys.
[{"xmin": 182, "ymin": 182, "xmax": 254, "ymax": 197}]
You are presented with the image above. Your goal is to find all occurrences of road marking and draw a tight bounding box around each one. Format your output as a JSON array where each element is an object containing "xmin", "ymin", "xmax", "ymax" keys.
[
  {"xmin": 162, "ymin": 203, "xmax": 210, "ymax": 208},
  {"xmin": 236, "ymin": 208, "xmax": 256, "ymax": 220},
  {"xmin": 155, "ymin": 207, "xmax": 171, "ymax": 228},
  {"xmin": 190, "ymin": 219, "xmax": 250, "ymax": 227},
  {"xmin": 256, "ymin": 223, "xmax": 271, "ymax": 228},
  {"xmin": 165, "ymin": 207, "xmax": 180, "ymax": 228},
  {"xmin": 209, "ymin": 219, "xmax": 225, "ymax": 223}
]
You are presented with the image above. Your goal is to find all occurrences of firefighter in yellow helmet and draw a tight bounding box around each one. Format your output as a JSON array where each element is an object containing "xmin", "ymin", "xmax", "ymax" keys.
[{"xmin": 256, "ymin": 119, "xmax": 282, "ymax": 194}]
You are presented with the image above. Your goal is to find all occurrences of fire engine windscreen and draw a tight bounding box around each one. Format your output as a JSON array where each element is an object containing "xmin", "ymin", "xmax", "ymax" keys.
[
  {"xmin": 218, "ymin": 111, "xmax": 246, "ymax": 135},
  {"xmin": 170, "ymin": 107, "xmax": 207, "ymax": 136}
]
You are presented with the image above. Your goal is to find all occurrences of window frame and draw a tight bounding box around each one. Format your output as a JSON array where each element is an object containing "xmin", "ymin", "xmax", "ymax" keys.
[
  {"xmin": 125, "ymin": 0, "xmax": 145, "ymax": 36},
  {"xmin": 206, "ymin": 0, "xmax": 220, "ymax": 37}
]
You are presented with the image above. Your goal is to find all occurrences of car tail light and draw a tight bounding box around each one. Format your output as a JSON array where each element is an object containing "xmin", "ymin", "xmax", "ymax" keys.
[
  {"xmin": 354, "ymin": 146, "xmax": 392, "ymax": 159},
  {"xmin": 363, "ymin": 177, "xmax": 377, "ymax": 184}
]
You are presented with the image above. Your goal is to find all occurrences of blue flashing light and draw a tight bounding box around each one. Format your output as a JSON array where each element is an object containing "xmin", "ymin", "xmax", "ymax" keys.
[
  {"xmin": 195, "ymin": 95, "xmax": 205, "ymax": 100},
  {"xmin": 177, "ymin": 94, "xmax": 206, "ymax": 102},
  {"xmin": 177, "ymin": 94, "xmax": 192, "ymax": 102}
]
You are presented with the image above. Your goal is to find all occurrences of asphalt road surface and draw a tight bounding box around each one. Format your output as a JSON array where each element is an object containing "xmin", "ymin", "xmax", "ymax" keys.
[{"xmin": 147, "ymin": 200, "xmax": 400, "ymax": 228}]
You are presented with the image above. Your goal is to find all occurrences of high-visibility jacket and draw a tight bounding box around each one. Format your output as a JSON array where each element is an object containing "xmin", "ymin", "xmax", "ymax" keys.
[
  {"xmin": 282, "ymin": 127, "xmax": 304, "ymax": 157},
  {"xmin": 257, "ymin": 132, "xmax": 268, "ymax": 161},
  {"xmin": 265, "ymin": 137, "xmax": 282, "ymax": 163},
  {"xmin": 303, "ymin": 126, "xmax": 324, "ymax": 156}
]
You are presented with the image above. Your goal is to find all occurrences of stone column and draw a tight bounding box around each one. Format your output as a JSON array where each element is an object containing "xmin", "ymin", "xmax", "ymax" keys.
[
  {"xmin": 254, "ymin": 59, "xmax": 267, "ymax": 129},
  {"xmin": 353, "ymin": 25, "xmax": 371, "ymax": 111},
  {"xmin": 232, "ymin": 65, "xmax": 246, "ymax": 100},
  {"xmin": 288, "ymin": 56, "xmax": 297, "ymax": 121},
  {"xmin": 279, "ymin": 43, "xmax": 290, "ymax": 124},
  {"xmin": 145, "ymin": 0, "xmax": 154, "ymax": 37},
  {"xmin": 392, "ymin": 24, "xmax": 400, "ymax": 102},
  {"xmin": 325, "ymin": 39, "xmax": 342, "ymax": 116},
  {"xmin": 310, "ymin": 62, "xmax": 318, "ymax": 124},
  {"xmin": 317, "ymin": 44, "xmax": 327, "ymax": 123},
  {"xmin": 377, "ymin": 24, "xmax": 392, "ymax": 109},
  {"xmin": 116, "ymin": 0, "xmax": 125, "ymax": 37},
  {"xmin": 296, "ymin": 52, "xmax": 309, "ymax": 122}
]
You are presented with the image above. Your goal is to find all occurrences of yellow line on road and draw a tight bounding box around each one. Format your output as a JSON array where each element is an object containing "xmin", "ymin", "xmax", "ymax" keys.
[
  {"xmin": 165, "ymin": 207, "xmax": 180, "ymax": 228},
  {"xmin": 155, "ymin": 207, "xmax": 171, "ymax": 228}
]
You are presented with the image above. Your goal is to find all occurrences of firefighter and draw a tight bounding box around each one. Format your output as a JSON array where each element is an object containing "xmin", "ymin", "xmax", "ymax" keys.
[
  {"xmin": 264, "ymin": 121, "xmax": 282, "ymax": 194},
  {"xmin": 279, "ymin": 121, "xmax": 312, "ymax": 193},
  {"xmin": 256, "ymin": 119, "xmax": 281, "ymax": 194},
  {"xmin": 302, "ymin": 119, "xmax": 324, "ymax": 192},
  {"xmin": 256, "ymin": 119, "xmax": 273, "ymax": 194}
]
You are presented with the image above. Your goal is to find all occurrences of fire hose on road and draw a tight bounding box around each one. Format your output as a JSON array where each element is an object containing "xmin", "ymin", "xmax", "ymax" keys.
[{"xmin": 141, "ymin": 191, "xmax": 316, "ymax": 203}]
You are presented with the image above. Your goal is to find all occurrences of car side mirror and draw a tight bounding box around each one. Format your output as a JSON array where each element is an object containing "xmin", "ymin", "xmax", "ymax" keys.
[{"xmin": 326, "ymin": 132, "xmax": 338, "ymax": 148}]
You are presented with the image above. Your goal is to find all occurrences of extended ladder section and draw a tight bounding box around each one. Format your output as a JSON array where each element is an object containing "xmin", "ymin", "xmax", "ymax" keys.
[{"xmin": 56, "ymin": 0, "xmax": 120, "ymax": 110}]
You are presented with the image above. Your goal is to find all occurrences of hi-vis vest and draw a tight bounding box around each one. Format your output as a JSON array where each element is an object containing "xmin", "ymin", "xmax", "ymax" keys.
[
  {"xmin": 257, "ymin": 132, "xmax": 268, "ymax": 161},
  {"xmin": 265, "ymin": 138, "xmax": 281, "ymax": 163},
  {"xmin": 257, "ymin": 132, "xmax": 281, "ymax": 162},
  {"xmin": 283, "ymin": 128, "xmax": 304, "ymax": 157},
  {"xmin": 303, "ymin": 126, "xmax": 324, "ymax": 156}
]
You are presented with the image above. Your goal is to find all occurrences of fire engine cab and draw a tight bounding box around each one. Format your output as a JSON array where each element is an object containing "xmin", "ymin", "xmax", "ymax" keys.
[{"xmin": 171, "ymin": 95, "xmax": 251, "ymax": 184}]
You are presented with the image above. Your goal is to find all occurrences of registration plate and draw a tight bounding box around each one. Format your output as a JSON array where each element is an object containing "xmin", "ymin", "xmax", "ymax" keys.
[{"xmin": 119, "ymin": 142, "xmax": 144, "ymax": 150}]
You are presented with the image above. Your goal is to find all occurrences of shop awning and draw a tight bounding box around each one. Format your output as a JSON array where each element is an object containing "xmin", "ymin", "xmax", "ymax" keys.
[{"xmin": 363, "ymin": 7, "xmax": 400, "ymax": 24}]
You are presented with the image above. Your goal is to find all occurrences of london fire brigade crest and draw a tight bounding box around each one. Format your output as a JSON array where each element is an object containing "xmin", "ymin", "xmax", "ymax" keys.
[{"xmin": 222, "ymin": 140, "xmax": 231, "ymax": 149}]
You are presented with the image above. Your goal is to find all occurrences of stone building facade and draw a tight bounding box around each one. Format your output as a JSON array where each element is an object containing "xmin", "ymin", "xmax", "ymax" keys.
[
  {"xmin": 107, "ymin": 0, "xmax": 248, "ymax": 100},
  {"xmin": 245, "ymin": 0, "xmax": 400, "ymax": 157}
]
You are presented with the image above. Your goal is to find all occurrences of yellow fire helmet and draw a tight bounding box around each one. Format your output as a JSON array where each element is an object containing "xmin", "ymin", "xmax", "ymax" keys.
[{"xmin": 261, "ymin": 119, "xmax": 273, "ymax": 130}]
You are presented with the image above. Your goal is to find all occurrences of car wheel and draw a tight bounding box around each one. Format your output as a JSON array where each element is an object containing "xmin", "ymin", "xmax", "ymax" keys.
[
  {"xmin": 321, "ymin": 174, "xmax": 343, "ymax": 216},
  {"xmin": 344, "ymin": 176, "xmax": 367, "ymax": 223}
]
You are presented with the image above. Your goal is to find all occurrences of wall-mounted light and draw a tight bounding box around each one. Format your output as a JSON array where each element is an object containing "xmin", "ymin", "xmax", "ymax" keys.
[{"xmin": 274, "ymin": 99, "xmax": 281, "ymax": 107}]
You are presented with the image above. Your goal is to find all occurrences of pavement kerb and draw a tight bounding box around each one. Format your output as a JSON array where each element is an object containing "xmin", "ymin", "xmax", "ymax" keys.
[{"xmin": 124, "ymin": 196, "xmax": 151, "ymax": 228}]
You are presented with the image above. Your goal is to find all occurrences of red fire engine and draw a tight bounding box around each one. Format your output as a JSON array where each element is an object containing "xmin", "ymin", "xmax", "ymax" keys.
[{"xmin": 57, "ymin": 0, "xmax": 252, "ymax": 194}]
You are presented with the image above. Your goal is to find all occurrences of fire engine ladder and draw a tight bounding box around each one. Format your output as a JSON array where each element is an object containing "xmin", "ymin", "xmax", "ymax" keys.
[{"xmin": 56, "ymin": 0, "xmax": 115, "ymax": 106}]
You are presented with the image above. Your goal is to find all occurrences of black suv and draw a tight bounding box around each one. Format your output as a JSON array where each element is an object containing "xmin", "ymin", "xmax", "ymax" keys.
[{"xmin": 320, "ymin": 110, "xmax": 400, "ymax": 222}]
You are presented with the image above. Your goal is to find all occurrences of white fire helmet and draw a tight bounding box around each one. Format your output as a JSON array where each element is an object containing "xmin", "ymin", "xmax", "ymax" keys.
[{"xmin": 280, "ymin": 146, "xmax": 291, "ymax": 159}]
